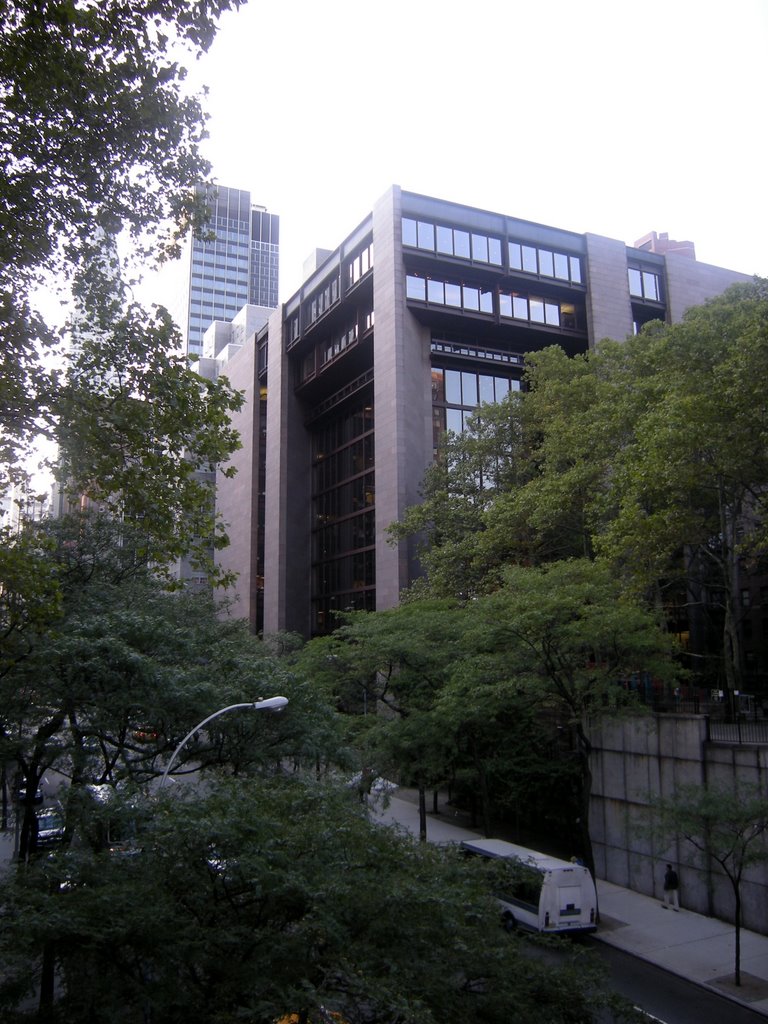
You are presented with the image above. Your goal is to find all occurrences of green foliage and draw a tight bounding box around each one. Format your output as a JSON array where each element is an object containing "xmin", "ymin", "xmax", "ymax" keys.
[
  {"xmin": 0, "ymin": 0, "xmax": 242, "ymax": 485},
  {"xmin": 0, "ymin": 775, "xmax": 626, "ymax": 1023},
  {"xmin": 1, "ymin": 516, "xmax": 343, "ymax": 858},
  {"xmin": 394, "ymin": 280, "xmax": 768, "ymax": 693},
  {"xmin": 55, "ymin": 296, "xmax": 244, "ymax": 580}
]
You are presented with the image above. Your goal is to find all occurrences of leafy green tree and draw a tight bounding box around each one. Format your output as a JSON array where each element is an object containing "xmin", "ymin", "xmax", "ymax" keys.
[
  {"xmin": 649, "ymin": 783, "xmax": 768, "ymax": 986},
  {"xmin": 436, "ymin": 659, "xmax": 583, "ymax": 843},
  {"xmin": 298, "ymin": 600, "xmax": 467, "ymax": 840},
  {"xmin": 1, "ymin": 0, "xmax": 242, "ymax": 481},
  {"xmin": 1, "ymin": 1, "xmax": 248, "ymax": 679},
  {"xmin": 0, "ymin": 775, "xmax": 630, "ymax": 1024},
  {"xmin": 2, "ymin": 514, "xmax": 343, "ymax": 860},
  {"xmin": 394, "ymin": 281, "xmax": 768, "ymax": 699},
  {"xmin": 595, "ymin": 282, "xmax": 768, "ymax": 696},
  {"xmin": 463, "ymin": 559, "xmax": 679, "ymax": 875}
]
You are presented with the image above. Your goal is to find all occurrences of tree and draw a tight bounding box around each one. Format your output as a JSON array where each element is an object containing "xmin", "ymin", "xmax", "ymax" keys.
[
  {"xmin": 0, "ymin": 774, "xmax": 629, "ymax": 1024},
  {"xmin": 394, "ymin": 281, "xmax": 768, "ymax": 698},
  {"xmin": 1, "ymin": 1, "xmax": 248, "ymax": 678},
  {"xmin": 2, "ymin": 513, "xmax": 343, "ymax": 861},
  {"xmin": 1, "ymin": 0, "xmax": 242, "ymax": 485},
  {"xmin": 650, "ymin": 783, "xmax": 768, "ymax": 986},
  {"xmin": 298, "ymin": 600, "xmax": 468, "ymax": 840},
  {"xmin": 463, "ymin": 559, "xmax": 679, "ymax": 876}
]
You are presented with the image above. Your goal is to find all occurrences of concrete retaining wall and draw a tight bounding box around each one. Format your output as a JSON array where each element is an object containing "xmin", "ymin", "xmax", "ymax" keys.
[{"xmin": 589, "ymin": 714, "xmax": 768, "ymax": 933}]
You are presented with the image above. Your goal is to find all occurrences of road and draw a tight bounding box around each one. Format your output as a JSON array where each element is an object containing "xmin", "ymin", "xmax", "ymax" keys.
[{"xmin": 586, "ymin": 940, "xmax": 766, "ymax": 1024}]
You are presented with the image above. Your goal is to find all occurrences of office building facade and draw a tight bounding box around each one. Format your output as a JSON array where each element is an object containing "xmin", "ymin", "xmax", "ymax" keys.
[
  {"xmin": 184, "ymin": 185, "xmax": 279, "ymax": 357},
  {"xmin": 214, "ymin": 187, "xmax": 749, "ymax": 638}
]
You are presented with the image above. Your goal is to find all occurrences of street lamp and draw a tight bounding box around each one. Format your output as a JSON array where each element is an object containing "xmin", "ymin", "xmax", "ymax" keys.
[{"xmin": 159, "ymin": 697, "xmax": 288, "ymax": 789}]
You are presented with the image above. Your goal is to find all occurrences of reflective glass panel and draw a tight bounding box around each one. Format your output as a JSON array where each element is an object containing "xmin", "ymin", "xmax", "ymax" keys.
[
  {"xmin": 479, "ymin": 375, "xmax": 495, "ymax": 403},
  {"xmin": 553, "ymin": 252, "xmax": 569, "ymax": 279},
  {"xmin": 530, "ymin": 299, "xmax": 545, "ymax": 323},
  {"xmin": 628, "ymin": 268, "xmax": 643, "ymax": 296},
  {"xmin": 402, "ymin": 218, "xmax": 417, "ymax": 247},
  {"xmin": 522, "ymin": 245, "xmax": 538, "ymax": 273},
  {"xmin": 418, "ymin": 221, "xmax": 435, "ymax": 250},
  {"xmin": 494, "ymin": 377, "xmax": 510, "ymax": 398},
  {"xmin": 539, "ymin": 250, "xmax": 554, "ymax": 277},
  {"xmin": 445, "ymin": 369, "xmax": 462, "ymax": 404},
  {"xmin": 513, "ymin": 294, "xmax": 528, "ymax": 319},
  {"xmin": 445, "ymin": 282, "xmax": 462, "ymax": 307},
  {"xmin": 427, "ymin": 279, "xmax": 445, "ymax": 303},
  {"xmin": 472, "ymin": 234, "xmax": 489, "ymax": 262},
  {"xmin": 545, "ymin": 302, "xmax": 560, "ymax": 325},
  {"xmin": 462, "ymin": 371, "xmax": 478, "ymax": 406},
  {"xmin": 454, "ymin": 230, "xmax": 471, "ymax": 258},
  {"xmin": 480, "ymin": 289, "xmax": 493, "ymax": 313},
  {"xmin": 509, "ymin": 242, "xmax": 522, "ymax": 270},
  {"xmin": 446, "ymin": 408, "xmax": 463, "ymax": 434},
  {"xmin": 406, "ymin": 275, "xmax": 426, "ymax": 300},
  {"xmin": 463, "ymin": 286, "xmax": 480, "ymax": 311},
  {"xmin": 436, "ymin": 225, "xmax": 453, "ymax": 254},
  {"xmin": 489, "ymin": 238, "xmax": 502, "ymax": 265},
  {"xmin": 499, "ymin": 292, "xmax": 513, "ymax": 318},
  {"xmin": 643, "ymin": 271, "xmax": 659, "ymax": 301},
  {"xmin": 570, "ymin": 257, "xmax": 582, "ymax": 284},
  {"xmin": 510, "ymin": 378, "xmax": 521, "ymax": 391}
]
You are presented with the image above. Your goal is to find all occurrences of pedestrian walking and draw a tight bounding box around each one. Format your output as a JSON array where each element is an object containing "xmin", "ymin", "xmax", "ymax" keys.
[{"xmin": 662, "ymin": 864, "xmax": 680, "ymax": 910}]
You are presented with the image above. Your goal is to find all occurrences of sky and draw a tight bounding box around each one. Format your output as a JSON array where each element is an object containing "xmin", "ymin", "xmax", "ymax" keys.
[{"xmin": 169, "ymin": 0, "xmax": 768, "ymax": 303}]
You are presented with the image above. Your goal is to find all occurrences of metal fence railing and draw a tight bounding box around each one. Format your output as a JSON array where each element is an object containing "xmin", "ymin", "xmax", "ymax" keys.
[{"xmin": 707, "ymin": 719, "xmax": 768, "ymax": 745}]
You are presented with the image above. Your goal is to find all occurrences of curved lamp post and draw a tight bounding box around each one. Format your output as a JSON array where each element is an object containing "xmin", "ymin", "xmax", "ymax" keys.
[{"xmin": 159, "ymin": 697, "xmax": 289, "ymax": 789}]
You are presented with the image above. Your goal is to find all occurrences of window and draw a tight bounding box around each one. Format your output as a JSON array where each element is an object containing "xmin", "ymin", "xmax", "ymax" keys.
[{"xmin": 628, "ymin": 264, "xmax": 662, "ymax": 302}]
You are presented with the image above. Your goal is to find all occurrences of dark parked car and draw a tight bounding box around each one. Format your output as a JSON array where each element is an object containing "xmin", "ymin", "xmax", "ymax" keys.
[{"xmin": 34, "ymin": 808, "xmax": 65, "ymax": 848}]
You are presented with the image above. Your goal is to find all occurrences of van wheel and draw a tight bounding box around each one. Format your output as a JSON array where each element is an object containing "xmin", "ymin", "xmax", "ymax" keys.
[{"xmin": 502, "ymin": 912, "xmax": 517, "ymax": 933}]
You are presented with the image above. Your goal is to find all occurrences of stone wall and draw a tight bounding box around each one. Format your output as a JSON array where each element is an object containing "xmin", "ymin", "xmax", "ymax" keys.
[{"xmin": 589, "ymin": 714, "xmax": 768, "ymax": 933}]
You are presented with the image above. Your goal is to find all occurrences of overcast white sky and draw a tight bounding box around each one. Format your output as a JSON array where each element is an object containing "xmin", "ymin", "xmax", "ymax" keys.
[{"xmin": 178, "ymin": 0, "xmax": 768, "ymax": 302}]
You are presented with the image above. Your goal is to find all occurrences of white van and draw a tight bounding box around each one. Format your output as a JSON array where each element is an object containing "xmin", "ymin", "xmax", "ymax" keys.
[{"xmin": 461, "ymin": 838, "xmax": 597, "ymax": 934}]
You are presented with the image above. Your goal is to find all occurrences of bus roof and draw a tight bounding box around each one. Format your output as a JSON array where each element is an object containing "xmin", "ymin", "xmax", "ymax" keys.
[{"xmin": 460, "ymin": 838, "xmax": 582, "ymax": 873}]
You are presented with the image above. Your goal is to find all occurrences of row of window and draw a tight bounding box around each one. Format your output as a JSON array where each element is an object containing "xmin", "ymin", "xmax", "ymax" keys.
[
  {"xmin": 348, "ymin": 242, "xmax": 374, "ymax": 287},
  {"xmin": 406, "ymin": 274, "xmax": 493, "ymax": 313},
  {"xmin": 432, "ymin": 367, "xmax": 521, "ymax": 407},
  {"xmin": 313, "ymin": 435, "xmax": 375, "ymax": 495},
  {"xmin": 320, "ymin": 323, "xmax": 359, "ymax": 367},
  {"xmin": 403, "ymin": 217, "xmax": 503, "ymax": 266},
  {"xmin": 312, "ymin": 398, "xmax": 374, "ymax": 459},
  {"xmin": 402, "ymin": 217, "xmax": 584, "ymax": 285},
  {"xmin": 312, "ymin": 510, "xmax": 376, "ymax": 561},
  {"xmin": 431, "ymin": 339, "xmax": 523, "ymax": 367},
  {"xmin": 306, "ymin": 276, "xmax": 340, "ymax": 326},
  {"xmin": 314, "ymin": 472, "xmax": 375, "ymax": 524},
  {"xmin": 313, "ymin": 550, "xmax": 375, "ymax": 594},
  {"xmin": 508, "ymin": 242, "xmax": 582, "ymax": 284},
  {"xmin": 407, "ymin": 274, "xmax": 582, "ymax": 330}
]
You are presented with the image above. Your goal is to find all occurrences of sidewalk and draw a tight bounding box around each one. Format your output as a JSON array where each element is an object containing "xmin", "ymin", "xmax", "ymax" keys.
[{"xmin": 371, "ymin": 792, "xmax": 768, "ymax": 1017}]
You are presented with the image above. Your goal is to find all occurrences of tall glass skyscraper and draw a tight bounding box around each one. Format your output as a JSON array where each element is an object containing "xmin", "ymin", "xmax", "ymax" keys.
[{"xmin": 185, "ymin": 185, "xmax": 279, "ymax": 357}]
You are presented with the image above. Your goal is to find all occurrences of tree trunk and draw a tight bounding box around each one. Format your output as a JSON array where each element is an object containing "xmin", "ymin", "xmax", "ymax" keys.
[
  {"xmin": 417, "ymin": 783, "xmax": 427, "ymax": 842},
  {"xmin": 732, "ymin": 879, "xmax": 742, "ymax": 986},
  {"xmin": 575, "ymin": 722, "xmax": 596, "ymax": 882},
  {"xmin": 38, "ymin": 942, "xmax": 55, "ymax": 1020}
]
